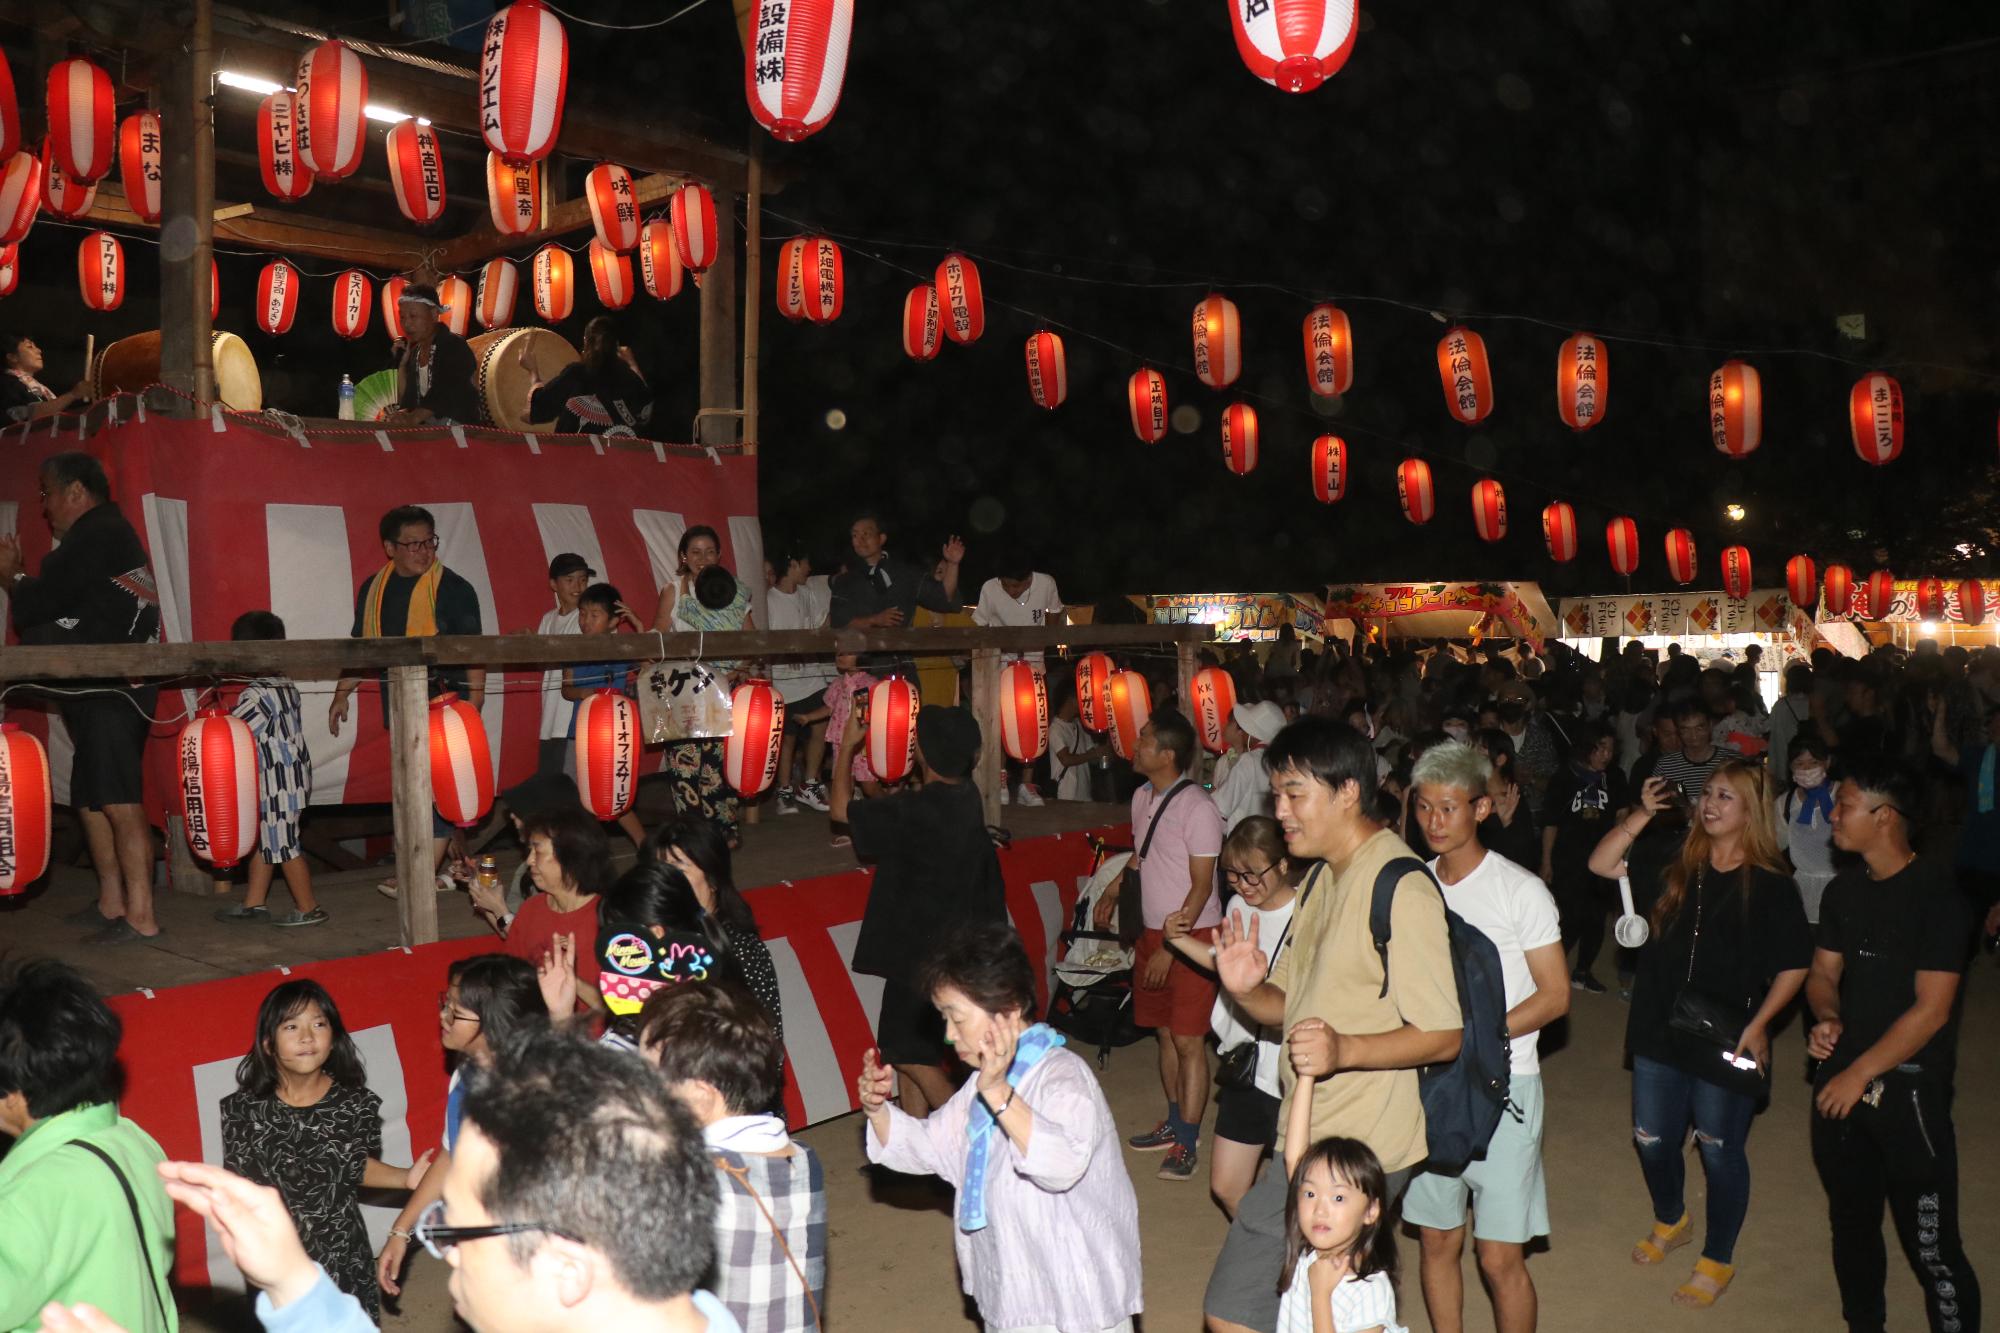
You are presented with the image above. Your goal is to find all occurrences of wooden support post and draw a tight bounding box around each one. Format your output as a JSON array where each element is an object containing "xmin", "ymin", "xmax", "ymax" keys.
[
  {"xmin": 971, "ymin": 647, "xmax": 1003, "ymax": 828},
  {"xmin": 165, "ymin": 814, "xmax": 210, "ymax": 896},
  {"xmin": 158, "ymin": 0, "xmax": 215, "ymax": 408},
  {"xmin": 740, "ymin": 145, "xmax": 761, "ymax": 457},
  {"xmin": 698, "ymin": 188, "xmax": 740, "ymax": 446},
  {"xmin": 387, "ymin": 664, "xmax": 438, "ymax": 946}
]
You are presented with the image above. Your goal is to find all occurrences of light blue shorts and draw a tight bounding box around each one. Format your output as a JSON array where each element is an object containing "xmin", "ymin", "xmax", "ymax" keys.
[{"xmin": 1401, "ymin": 1072, "xmax": 1549, "ymax": 1243}]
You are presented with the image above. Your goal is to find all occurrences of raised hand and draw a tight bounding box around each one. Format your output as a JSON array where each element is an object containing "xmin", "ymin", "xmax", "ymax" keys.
[
  {"xmin": 941, "ymin": 535, "xmax": 966, "ymax": 566},
  {"xmin": 537, "ymin": 933, "xmax": 578, "ymax": 1017},
  {"xmin": 857, "ymin": 1046, "xmax": 895, "ymax": 1113},
  {"xmin": 158, "ymin": 1161, "xmax": 319, "ymax": 1310},
  {"xmin": 664, "ymin": 843, "xmax": 715, "ymax": 913},
  {"xmin": 1213, "ymin": 912, "xmax": 1268, "ymax": 996}
]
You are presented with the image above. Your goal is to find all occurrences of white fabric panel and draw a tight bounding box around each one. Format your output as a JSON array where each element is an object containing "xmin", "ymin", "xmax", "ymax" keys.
[
  {"xmin": 423, "ymin": 502, "xmax": 503, "ymax": 785},
  {"xmin": 763, "ymin": 936, "xmax": 850, "ymax": 1125},
  {"xmin": 727, "ymin": 514, "xmax": 766, "ymax": 628},
  {"xmin": 531, "ymin": 503, "xmax": 608, "ymax": 585},
  {"xmin": 826, "ymin": 918, "xmax": 884, "ymax": 1034},
  {"xmin": 1030, "ymin": 877, "xmax": 1066, "ymax": 987},
  {"xmin": 631, "ymin": 509, "xmax": 687, "ymax": 598},
  {"xmin": 141, "ymin": 494, "xmax": 201, "ymax": 726},
  {"xmin": 266, "ymin": 504, "xmax": 354, "ymax": 802}
]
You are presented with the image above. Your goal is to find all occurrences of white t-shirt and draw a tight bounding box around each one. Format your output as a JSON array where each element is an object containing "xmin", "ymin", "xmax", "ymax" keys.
[
  {"xmin": 1276, "ymin": 1256, "xmax": 1405, "ymax": 1333},
  {"xmin": 537, "ymin": 606, "xmax": 580, "ymax": 740},
  {"xmin": 764, "ymin": 581, "xmax": 836, "ymax": 701},
  {"xmin": 971, "ymin": 572, "xmax": 1063, "ymax": 662},
  {"xmin": 1210, "ymin": 892, "xmax": 1297, "ymax": 1096},
  {"xmin": 1424, "ymin": 850, "xmax": 1561, "ymax": 1075},
  {"xmin": 1211, "ymin": 746, "xmax": 1271, "ymax": 832},
  {"xmin": 1048, "ymin": 714, "xmax": 1094, "ymax": 801}
]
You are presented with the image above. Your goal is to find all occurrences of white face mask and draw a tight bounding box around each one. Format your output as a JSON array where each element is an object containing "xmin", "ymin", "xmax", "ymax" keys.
[
  {"xmin": 1793, "ymin": 765, "xmax": 1826, "ymax": 789},
  {"xmin": 1442, "ymin": 722, "xmax": 1470, "ymax": 741}
]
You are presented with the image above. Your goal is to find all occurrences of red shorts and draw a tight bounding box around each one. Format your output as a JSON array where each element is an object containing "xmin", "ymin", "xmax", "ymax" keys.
[{"xmin": 1132, "ymin": 927, "xmax": 1220, "ymax": 1036}]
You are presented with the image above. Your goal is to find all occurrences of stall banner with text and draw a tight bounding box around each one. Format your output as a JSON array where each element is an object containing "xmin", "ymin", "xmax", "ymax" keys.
[{"xmin": 102, "ymin": 826, "xmax": 1110, "ymax": 1290}]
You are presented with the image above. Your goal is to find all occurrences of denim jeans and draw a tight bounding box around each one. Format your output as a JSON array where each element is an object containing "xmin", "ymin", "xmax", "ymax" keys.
[{"xmin": 1630, "ymin": 1054, "xmax": 1757, "ymax": 1263}]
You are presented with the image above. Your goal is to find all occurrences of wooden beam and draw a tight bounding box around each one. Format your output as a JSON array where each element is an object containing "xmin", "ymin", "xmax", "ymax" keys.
[
  {"xmin": 741, "ymin": 145, "xmax": 761, "ymax": 456},
  {"xmin": 698, "ymin": 188, "xmax": 739, "ymax": 446},
  {"xmin": 158, "ymin": 0, "xmax": 216, "ymax": 405},
  {"xmin": 387, "ymin": 663, "xmax": 439, "ymax": 945},
  {"xmin": 971, "ymin": 647, "xmax": 1003, "ymax": 827},
  {"xmin": 81, "ymin": 186, "xmax": 434, "ymax": 270},
  {"xmin": 430, "ymin": 172, "xmax": 682, "ymax": 272}
]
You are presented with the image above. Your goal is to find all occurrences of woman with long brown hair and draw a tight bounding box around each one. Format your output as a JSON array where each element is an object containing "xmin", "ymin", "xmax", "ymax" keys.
[{"xmin": 1587, "ymin": 761, "xmax": 1811, "ymax": 1310}]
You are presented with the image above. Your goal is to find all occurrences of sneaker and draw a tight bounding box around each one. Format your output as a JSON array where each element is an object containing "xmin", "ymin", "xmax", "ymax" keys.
[
  {"xmin": 1157, "ymin": 1142, "xmax": 1199, "ymax": 1181},
  {"xmin": 376, "ymin": 879, "xmax": 399, "ymax": 900},
  {"xmin": 795, "ymin": 780, "xmax": 829, "ymax": 812},
  {"xmin": 776, "ymin": 787, "xmax": 799, "ymax": 815},
  {"xmin": 999, "ymin": 785, "xmax": 1011, "ymax": 806},
  {"xmin": 1015, "ymin": 785, "xmax": 1045, "ymax": 808},
  {"xmin": 272, "ymin": 908, "xmax": 330, "ymax": 928},
  {"xmin": 215, "ymin": 904, "xmax": 271, "ymax": 924},
  {"xmin": 1572, "ymin": 971, "xmax": 1608, "ymax": 994},
  {"xmin": 1126, "ymin": 1120, "xmax": 1178, "ymax": 1152}
]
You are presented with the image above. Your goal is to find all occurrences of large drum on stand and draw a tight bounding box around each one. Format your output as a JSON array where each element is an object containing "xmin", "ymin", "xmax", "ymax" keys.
[
  {"xmin": 468, "ymin": 328, "xmax": 578, "ymax": 433},
  {"xmin": 91, "ymin": 330, "xmax": 262, "ymax": 411}
]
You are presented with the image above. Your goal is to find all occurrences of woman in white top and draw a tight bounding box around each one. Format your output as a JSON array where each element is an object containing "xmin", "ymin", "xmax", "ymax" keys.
[
  {"xmin": 650, "ymin": 525, "xmax": 758, "ymax": 632},
  {"xmin": 1772, "ymin": 734, "xmax": 1837, "ymax": 922}
]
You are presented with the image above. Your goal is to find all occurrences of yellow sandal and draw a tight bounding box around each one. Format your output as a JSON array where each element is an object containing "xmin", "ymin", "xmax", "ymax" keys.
[
  {"xmin": 1631, "ymin": 1212, "xmax": 1692, "ymax": 1265},
  {"xmin": 1672, "ymin": 1257, "xmax": 1735, "ymax": 1307}
]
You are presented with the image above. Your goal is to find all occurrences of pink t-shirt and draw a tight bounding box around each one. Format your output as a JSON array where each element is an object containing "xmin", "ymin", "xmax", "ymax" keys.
[{"xmin": 1130, "ymin": 779, "xmax": 1224, "ymax": 930}]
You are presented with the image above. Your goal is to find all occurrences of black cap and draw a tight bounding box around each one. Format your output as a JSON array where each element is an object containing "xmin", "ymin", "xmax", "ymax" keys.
[
  {"xmin": 916, "ymin": 704, "xmax": 982, "ymax": 779},
  {"xmin": 549, "ymin": 552, "xmax": 596, "ymax": 579}
]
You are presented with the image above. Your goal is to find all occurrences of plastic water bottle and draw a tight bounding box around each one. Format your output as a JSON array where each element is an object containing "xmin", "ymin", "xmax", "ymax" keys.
[{"xmin": 337, "ymin": 373, "xmax": 355, "ymax": 420}]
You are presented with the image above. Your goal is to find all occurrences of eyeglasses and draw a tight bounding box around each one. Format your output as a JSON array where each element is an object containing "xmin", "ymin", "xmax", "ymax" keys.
[
  {"xmin": 414, "ymin": 1199, "xmax": 579, "ymax": 1260},
  {"xmin": 1223, "ymin": 864, "xmax": 1275, "ymax": 884},
  {"xmin": 437, "ymin": 993, "xmax": 480, "ymax": 1025},
  {"xmin": 394, "ymin": 535, "xmax": 441, "ymax": 552}
]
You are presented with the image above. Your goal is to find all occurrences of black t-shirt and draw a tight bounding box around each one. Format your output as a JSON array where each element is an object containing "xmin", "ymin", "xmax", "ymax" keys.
[
  {"xmin": 529, "ymin": 360, "xmax": 654, "ymax": 436},
  {"xmin": 1542, "ymin": 762, "xmax": 1630, "ymax": 878},
  {"xmin": 396, "ymin": 328, "xmax": 482, "ymax": 425},
  {"xmin": 848, "ymin": 779, "xmax": 1007, "ymax": 985},
  {"xmin": 0, "ymin": 371, "xmax": 52, "ymax": 423},
  {"xmin": 828, "ymin": 554, "xmax": 955, "ymax": 674},
  {"xmin": 350, "ymin": 564, "xmax": 484, "ymax": 720},
  {"xmin": 1815, "ymin": 856, "xmax": 1968, "ymax": 1077},
  {"xmin": 9, "ymin": 501, "xmax": 160, "ymax": 646},
  {"xmin": 1479, "ymin": 807, "xmax": 1540, "ymax": 874}
]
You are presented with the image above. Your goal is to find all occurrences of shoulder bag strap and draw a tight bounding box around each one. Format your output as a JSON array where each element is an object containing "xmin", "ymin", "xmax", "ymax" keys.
[
  {"xmin": 1136, "ymin": 778, "xmax": 1191, "ymax": 860},
  {"xmin": 70, "ymin": 1140, "xmax": 171, "ymax": 1331},
  {"xmin": 714, "ymin": 1155, "xmax": 822, "ymax": 1332}
]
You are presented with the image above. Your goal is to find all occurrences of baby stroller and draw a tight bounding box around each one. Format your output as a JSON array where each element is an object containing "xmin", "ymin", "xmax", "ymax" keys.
[{"xmin": 1047, "ymin": 836, "xmax": 1142, "ymax": 1067}]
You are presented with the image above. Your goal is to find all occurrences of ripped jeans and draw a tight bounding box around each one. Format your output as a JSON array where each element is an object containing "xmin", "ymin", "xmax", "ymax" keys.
[{"xmin": 1630, "ymin": 1055, "xmax": 1757, "ymax": 1263}]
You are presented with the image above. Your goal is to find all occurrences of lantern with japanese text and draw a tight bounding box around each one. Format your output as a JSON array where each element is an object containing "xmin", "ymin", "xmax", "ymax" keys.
[
  {"xmin": 1025, "ymin": 329, "xmax": 1066, "ymax": 409},
  {"xmin": 0, "ymin": 54, "xmax": 17, "ymax": 164},
  {"xmin": 867, "ymin": 677, "xmax": 920, "ymax": 784},
  {"xmin": 1860, "ymin": 570, "xmax": 1896, "ymax": 621},
  {"xmin": 486, "ymin": 153, "xmax": 539, "ymax": 234},
  {"xmin": 671, "ymin": 182, "xmax": 718, "ymax": 270},
  {"xmin": 176, "ymin": 709, "xmax": 257, "ymax": 869},
  {"xmin": 1076, "ymin": 653, "xmax": 1114, "ymax": 732},
  {"xmin": 1542, "ymin": 502, "xmax": 1578, "ymax": 563},
  {"xmin": 1193, "ymin": 666, "xmax": 1236, "ymax": 754},
  {"xmin": 533, "ymin": 245, "xmax": 574, "ymax": 321},
  {"xmin": 436, "ymin": 275, "xmax": 473, "ymax": 336},
  {"xmin": 574, "ymin": 689, "xmax": 639, "ymax": 818},
  {"xmin": 477, "ymin": 257, "xmax": 517, "ymax": 329},
  {"xmin": 801, "ymin": 236, "xmax": 843, "ymax": 323},
  {"xmin": 1193, "ymin": 293, "xmax": 1242, "ymax": 389},
  {"xmin": 1107, "ymin": 670, "xmax": 1152, "ymax": 762},
  {"xmin": 0, "ymin": 725, "xmax": 51, "ymax": 895},
  {"xmin": 1959, "ymin": 579, "xmax": 1987, "ymax": 627},
  {"xmin": 1721, "ymin": 545, "xmax": 1753, "ymax": 600},
  {"xmin": 937, "ymin": 252, "xmax": 983, "ymax": 344},
  {"xmin": 1303, "ymin": 303, "xmax": 1352, "ymax": 397},
  {"xmin": 1606, "ymin": 517, "xmax": 1640, "ymax": 576},
  {"xmin": 481, "ymin": 0, "xmax": 568, "ymax": 164},
  {"xmin": 999, "ymin": 661, "xmax": 1048, "ymax": 762},
  {"xmin": 588, "ymin": 239, "xmax": 633, "ymax": 310},
  {"xmin": 45, "ymin": 58, "xmax": 112, "ymax": 183},
  {"xmin": 78, "ymin": 231, "xmax": 122, "ymax": 311},
  {"xmin": 1128, "ymin": 366, "xmax": 1168, "ymax": 443},
  {"xmin": 776, "ymin": 235, "xmax": 806, "ymax": 319},
  {"xmin": 0, "ymin": 150, "xmax": 40, "ymax": 244},
  {"xmin": 253, "ymin": 259, "xmax": 298, "ymax": 334},
  {"xmin": 1437, "ymin": 326, "xmax": 1493, "ymax": 425},
  {"xmin": 1556, "ymin": 332, "xmax": 1606, "ymax": 430},
  {"xmin": 1471, "ymin": 479, "xmax": 1507, "ymax": 542},
  {"xmin": 724, "ymin": 681, "xmax": 786, "ymax": 799},
  {"xmin": 584, "ymin": 162, "xmax": 639, "ymax": 252},
  {"xmin": 747, "ymin": 0, "xmax": 853, "ymax": 141},
  {"xmin": 1708, "ymin": 359, "xmax": 1761, "ymax": 457},
  {"xmin": 1848, "ymin": 372, "xmax": 1904, "ymax": 465},
  {"xmin": 257, "ymin": 93, "xmax": 312, "ymax": 202},
  {"xmin": 1397, "ymin": 457, "xmax": 1435, "ymax": 524},
  {"xmin": 1665, "ymin": 529, "xmax": 1697, "ymax": 585},
  {"xmin": 639, "ymin": 219, "xmax": 683, "ymax": 301},
  {"xmin": 0, "ymin": 244, "xmax": 18, "ymax": 298},
  {"xmin": 331, "ymin": 269, "xmax": 371, "ymax": 340},
  {"xmin": 1310, "ymin": 434, "xmax": 1347, "ymax": 503},
  {"xmin": 430, "ymin": 693, "xmax": 495, "ymax": 827},
  {"xmin": 1822, "ymin": 564, "xmax": 1854, "ymax": 617},
  {"xmin": 1222, "ymin": 403, "xmax": 1259, "ymax": 474},
  {"xmin": 381, "ymin": 276, "xmax": 408, "ymax": 340},
  {"xmin": 386, "ymin": 119, "xmax": 446, "ymax": 224},
  {"xmin": 117, "ymin": 111, "xmax": 162, "ymax": 223},
  {"xmin": 1914, "ymin": 577, "xmax": 1946, "ymax": 622},
  {"xmin": 294, "ymin": 40, "xmax": 368, "ymax": 181},
  {"xmin": 1785, "ymin": 555, "xmax": 1818, "ymax": 611},
  {"xmin": 903, "ymin": 283, "xmax": 941, "ymax": 361},
  {"xmin": 40, "ymin": 141, "xmax": 94, "ymax": 219},
  {"xmin": 1229, "ymin": 0, "xmax": 1360, "ymax": 92}
]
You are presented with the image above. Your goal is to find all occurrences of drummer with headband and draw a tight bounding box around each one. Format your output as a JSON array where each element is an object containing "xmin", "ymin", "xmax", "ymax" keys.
[
  {"xmin": 0, "ymin": 334, "xmax": 90, "ymax": 423},
  {"xmin": 387, "ymin": 282, "xmax": 479, "ymax": 427}
]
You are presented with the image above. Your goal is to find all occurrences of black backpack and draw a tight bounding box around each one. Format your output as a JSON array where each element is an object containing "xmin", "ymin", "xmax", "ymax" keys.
[{"xmin": 1367, "ymin": 856, "xmax": 1515, "ymax": 1176}]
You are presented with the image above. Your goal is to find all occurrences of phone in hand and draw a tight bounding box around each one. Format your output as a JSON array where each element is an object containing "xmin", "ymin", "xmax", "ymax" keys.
[
  {"xmin": 1722, "ymin": 1050, "xmax": 1758, "ymax": 1072},
  {"xmin": 853, "ymin": 686, "xmax": 871, "ymax": 728}
]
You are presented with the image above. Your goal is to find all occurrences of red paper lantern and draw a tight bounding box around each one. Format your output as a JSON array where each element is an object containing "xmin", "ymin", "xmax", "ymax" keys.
[
  {"xmin": 1437, "ymin": 326, "xmax": 1493, "ymax": 425},
  {"xmin": 1107, "ymin": 670, "xmax": 1152, "ymax": 762},
  {"xmin": 294, "ymin": 40, "xmax": 368, "ymax": 181},
  {"xmin": 1785, "ymin": 555, "xmax": 1818, "ymax": 611},
  {"xmin": 1076, "ymin": 653, "xmax": 1114, "ymax": 733},
  {"xmin": 386, "ymin": 119, "xmax": 447, "ymax": 224},
  {"xmin": 117, "ymin": 111, "xmax": 162, "ymax": 223},
  {"xmin": 574, "ymin": 690, "xmax": 639, "ymax": 818},
  {"xmin": 1229, "ymin": 0, "xmax": 1360, "ymax": 92},
  {"xmin": 1822, "ymin": 564, "xmax": 1854, "ymax": 617},
  {"xmin": 486, "ymin": 153, "xmax": 540, "ymax": 234},
  {"xmin": 1128, "ymin": 366, "xmax": 1168, "ymax": 443},
  {"xmin": 999, "ymin": 661, "xmax": 1049, "ymax": 762},
  {"xmin": 1859, "ymin": 570, "xmax": 1896, "ymax": 621},
  {"xmin": 1025, "ymin": 329, "xmax": 1067, "ymax": 409},
  {"xmin": 1665, "ymin": 529, "xmax": 1698, "ymax": 585},
  {"xmin": 1193, "ymin": 666, "xmax": 1236, "ymax": 754},
  {"xmin": 257, "ymin": 93, "xmax": 313, "ymax": 203},
  {"xmin": 1470, "ymin": 479, "xmax": 1507, "ymax": 542},
  {"xmin": 1542, "ymin": 502, "xmax": 1578, "ymax": 563},
  {"xmin": 533, "ymin": 245, "xmax": 574, "ymax": 322},
  {"xmin": 587, "ymin": 239, "xmax": 633, "ymax": 310},
  {"xmin": 1397, "ymin": 457, "xmax": 1435, "ymax": 524},
  {"xmin": 1556, "ymin": 331, "xmax": 1606, "ymax": 430},
  {"xmin": 0, "ymin": 724, "xmax": 52, "ymax": 895},
  {"xmin": 937, "ymin": 252, "xmax": 984, "ymax": 344},
  {"xmin": 252, "ymin": 259, "xmax": 297, "ymax": 334},
  {"xmin": 40, "ymin": 139, "xmax": 95, "ymax": 219},
  {"xmin": 0, "ymin": 150, "xmax": 40, "ymax": 244},
  {"xmin": 801, "ymin": 236, "xmax": 843, "ymax": 323},
  {"xmin": 1606, "ymin": 517, "xmax": 1640, "ymax": 576},
  {"xmin": 331, "ymin": 269, "xmax": 372, "ymax": 340},
  {"xmin": 1721, "ymin": 545, "xmax": 1753, "ymax": 600},
  {"xmin": 1958, "ymin": 579, "xmax": 1987, "ymax": 627},
  {"xmin": 1310, "ymin": 434, "xmax": 1347, "ymax": 503},
  {"xmin": 867, "ymin": 677, "xmax": 920, "ymax": 784},
  {"xmin": 45, "ymin": 58, "xmax": 112, "ymax": 183},
  {"xmin": 176, "ymin": 710, "xmax": 258, "ymax": 869},
  {"xmin": 437, "ymin": 275, "xmax": 473, "ymax": 337},
  {"xmin": 1849, "ymin": 372, "xmax": 1904, "ymax": 465},
  {"xmin": 671, "ymin": 182, "xmax": 718, "ymax": 270},
  {"xmin": 1193, "ymin": 293, "xmax": 1242, "ymax": 389},
  {"xmin": 1222, "ymin": 403, "xmax": 1259, "ymax": 474},
  {"xmin": 584, "ymin": 162, "xmax": 639, "ymax": 252},
  {"xmin": 724, "ymin": 681, "xmax": 786, "ymax": 799},
  {"xmin": 477, "ymin": 258, "xmax": 518, "ymax": 330},
  {"xmin": 0, "ymin": 244, "xmax": 18, "ymax": 298},
  {"xmin": 902, "ymin": 283, "xmax": 941, "ymax": 361},
  {"xmin": 776, "ymin": 235, "xmax": 807, "ymax": 320},
  {"xmin": 430, "ymin": 693, "xmax": 495, "ymax": 827},
  {"xmin": 381, "ymin": 276, "xmax": 408, "ymax": 341},
  {"xmin": 1708, "ymin": 359, "xmax": 1762, "ymax": 457},
  {"xmin": 746, "ymin": 0, "xmax": 853, "ymax": 141},
  {"xmin": 1913, "ymin": 577, "xmax": 1946, "ymax": 622},
  {"xmin": 481, "ymin": 0, "xmax": 569, "ymax": 164},
  {"xmin": 1303, "ymin": 303, "xmax": 1352, "ymax": 396},
  {"xmin": 639, "ymin": 219, "xmax": 684, "ymax": 301},
  {"xmin": 78, "ymin": 230, "xmax": 123, "ymax": 311},
  {"xmin": 0, "ymin": 52, "xmax": 19, "ymax": 164}
]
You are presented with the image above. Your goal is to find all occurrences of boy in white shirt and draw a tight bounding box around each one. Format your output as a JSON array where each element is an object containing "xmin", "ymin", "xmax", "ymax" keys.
[
  {"xmin": 535, "ymin": 553, "xmax": 592, "ymax": 775},
  {"xmin": 970, "ymin": 549, "xmax": 1065, "ymax": 805}
]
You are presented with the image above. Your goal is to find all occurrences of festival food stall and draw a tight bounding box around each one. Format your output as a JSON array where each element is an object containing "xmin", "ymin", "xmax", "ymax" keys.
[
  {"xmin": 1556, "ymin": 586, "xmax": 1828, "ymax": 702},
  {"xmin": 1826, "ymin": 576, "xmax": 1997, "ymax": 651},
  {"xmin": 1135, "ymin": 590, "xmax": 1339, "ymax": 643},
  {"xmin": 1322, "ymin": 581, "xmax": 1557, "ymax": 651}
]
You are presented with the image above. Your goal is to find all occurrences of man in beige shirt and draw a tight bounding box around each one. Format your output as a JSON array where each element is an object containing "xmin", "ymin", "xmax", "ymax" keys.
[{"xmin": 1202, "ymin": 717, "xmax": 1463, "ymax": 1333}]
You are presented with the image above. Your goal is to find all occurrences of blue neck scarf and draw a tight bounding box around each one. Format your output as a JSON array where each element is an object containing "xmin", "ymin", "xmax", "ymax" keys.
[
  {"xmin": 1978, "ymin": 745, "xmax": 1995, "ymax": 816},
  {"xmin": 1795, "ymin": 783, "xmax": 1834, "ymax": 827},
  {"xmin": 958, "ymin": 1023, "xmax": 1066, "ymax": 1233}
]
